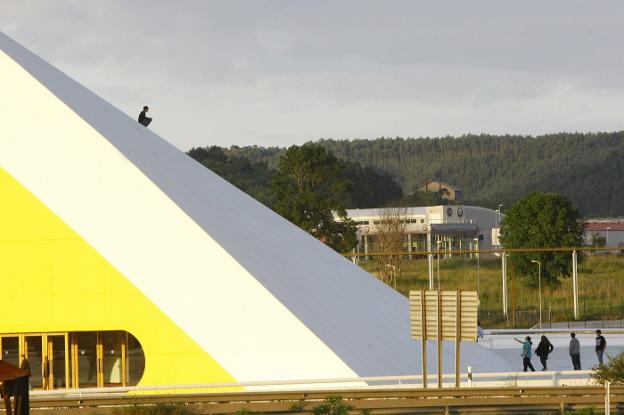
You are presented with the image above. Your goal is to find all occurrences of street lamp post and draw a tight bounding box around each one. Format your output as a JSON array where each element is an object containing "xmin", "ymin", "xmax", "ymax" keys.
[
  {"xmin": 606, "ymin": 226, "xmax": 611, "ymax": 247},
  {"xmin": 531, "ymin": 260, "xmax": 542, "ymax": 329},
  {"xmin": 436, "ymin": 240, "xmax": 442, "ymax": 290},
  {"xmin": 474, "ymin": 237, "xmax": 480, "ymax": 298}
]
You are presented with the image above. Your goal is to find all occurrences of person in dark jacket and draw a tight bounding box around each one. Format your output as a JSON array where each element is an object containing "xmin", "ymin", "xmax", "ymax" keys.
[
  {"xmin": 569, "ymin": 332, "xmax": 581, "ymax": 370},
  {"xmin": 595, "ymin": 329, "xmax": 607, "ymax": 365},
  {"xmin": 535, "ymin": 335, "xmax": 555, "ymax": 370},
  {"xmin": 138, "ymin": 106, "xmax": 152, "ymax": 127}
]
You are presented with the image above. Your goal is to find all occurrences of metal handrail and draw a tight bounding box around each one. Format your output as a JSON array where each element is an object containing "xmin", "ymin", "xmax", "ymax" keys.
[
  {"xmin": 485, "ymin": 328, "xmax": 624, "ymax": 335},
  {"xmin": 28, "ymin": 370, "xmax": 593, "ymax": 397}
]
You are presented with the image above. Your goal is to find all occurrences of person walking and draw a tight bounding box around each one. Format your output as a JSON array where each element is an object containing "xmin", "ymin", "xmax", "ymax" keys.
[
  {"xmin": 535, "ymin": 335, "xmax": 554, "ymax": 370},
  {"xmin": 569, "ymin": 332, "xmax": 581, "ymax": 370},
  {"xmin": 138, "ymin": 105, "xmax": 152, "ymax": 127},
  {"xmin": 19, "ymin": 353, "xmax": 31, "ymax": 390},
  {"xmin": 514, "ymin": 336, "xmax": 535, "ymax": 372},
  {"xmin": 595, "ymin": 329, "xmax": 607, "ymax": 366}
]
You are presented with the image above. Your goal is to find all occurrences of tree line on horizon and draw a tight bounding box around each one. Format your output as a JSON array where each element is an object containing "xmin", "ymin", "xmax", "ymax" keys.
[{"xmin": 191, "ymin": 131, "xmax": 624, "ymax": 217}]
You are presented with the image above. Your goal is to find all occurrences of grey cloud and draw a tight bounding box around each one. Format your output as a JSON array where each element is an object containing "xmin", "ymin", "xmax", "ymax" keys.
[{"xmin": 2, "ymin": 0, "xmax": 624, "ymax": 148}]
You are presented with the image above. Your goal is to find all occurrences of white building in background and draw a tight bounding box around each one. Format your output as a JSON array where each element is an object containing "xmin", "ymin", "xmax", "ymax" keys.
[
  {"xmin": 343, "ymin": 205, "xmax": 504, "ymax": 256},
  {"xmin": 584, "ymin": 220, "xmax": 624, "ymax": 248}
]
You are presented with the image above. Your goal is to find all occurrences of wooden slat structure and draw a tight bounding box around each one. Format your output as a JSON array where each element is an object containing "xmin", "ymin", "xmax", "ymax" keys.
[
  {"xmin": 409, "ymin": 290, "xmax": 478, "ymax": 388},
  {"xmin": 409, "ymin": 290, "xmax": 478, "ymax": 341}
]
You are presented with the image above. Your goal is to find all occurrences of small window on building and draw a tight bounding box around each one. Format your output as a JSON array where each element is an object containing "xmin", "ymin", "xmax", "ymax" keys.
[{"xmin": 478, "ymin": 234, "xmax": 484, "ymax": 241}]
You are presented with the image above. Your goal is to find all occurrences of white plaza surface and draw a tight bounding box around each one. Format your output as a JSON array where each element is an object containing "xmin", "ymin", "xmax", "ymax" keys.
[{"xmin": 480, "ymin": 331, "xmax": 624, "ymax": 372}]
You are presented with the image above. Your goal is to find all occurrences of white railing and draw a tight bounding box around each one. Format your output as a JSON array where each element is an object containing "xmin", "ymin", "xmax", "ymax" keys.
[
  {"xmin": 485, "ymin": 328, "xmax": 624, "ymax": 335},
  {"xmin": 29, "ymin": 370, "xmax": 593, "ymax": 398}
]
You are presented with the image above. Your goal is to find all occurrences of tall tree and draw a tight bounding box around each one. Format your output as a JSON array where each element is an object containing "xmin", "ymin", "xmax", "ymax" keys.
[
  {"xmin": 272, "ymin": 145, "xmax": 357, "ymax": 252},
  {"xmin": 342, "ymin": 161, "xmax": 403, "ymax": 208},
  {"xmin": 500, "ymin": 192, "xmax": 584, "ymax": 286}
]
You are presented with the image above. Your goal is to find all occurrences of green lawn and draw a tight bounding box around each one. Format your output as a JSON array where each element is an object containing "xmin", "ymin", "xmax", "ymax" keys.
[{"xmin": 358, "ymin": 254, "xmax": 624, "ymax": 328}]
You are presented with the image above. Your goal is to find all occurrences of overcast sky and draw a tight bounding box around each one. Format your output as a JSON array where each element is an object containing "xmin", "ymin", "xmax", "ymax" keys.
[{"xmin": 2, "ymin": 1, "xmax": 623, "ymax": 150}]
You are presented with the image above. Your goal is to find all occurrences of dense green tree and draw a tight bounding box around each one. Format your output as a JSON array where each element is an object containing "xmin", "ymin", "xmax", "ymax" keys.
[
  {"xmin": 187, "ymin": 146, "xmax": 274, "ymax": 206},
  {"xmin": 187, "ymin": 145, "xmax": 228, "ymax": 163},
  {"xmin": 500, "ymin": 192, "xmax": 584, "ymax": 286},
  {"xmin": 312, "ymin": 395, "xmax": 353, "ymax": 415},
  {"xmin": 272, "ymin": 145, "xmax": 357, "ymax": 252},
  {"xmin": 591, "ymin": 351, "xmax": 624, "ymax": 384},
  {"xmin": 342, "ymin": 161, "xmax": 403, "ymax": 208},
  {"xmin": 202, "ymin": 157, "xmax": 275, "ymax": 207}
]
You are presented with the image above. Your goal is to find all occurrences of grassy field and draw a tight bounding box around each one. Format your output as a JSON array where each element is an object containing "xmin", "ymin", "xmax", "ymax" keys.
[{"xmin": 358, "ymin": 254, "xmax": 624, "ymax": 328}]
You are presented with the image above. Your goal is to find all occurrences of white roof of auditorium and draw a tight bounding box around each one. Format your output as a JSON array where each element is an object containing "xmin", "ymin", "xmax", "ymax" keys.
[{"xmin": 0, "ymin": 31, "xmax": 513, "ymax": 377}]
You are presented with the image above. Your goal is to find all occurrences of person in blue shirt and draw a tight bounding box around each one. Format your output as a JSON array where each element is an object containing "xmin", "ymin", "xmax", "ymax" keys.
[{"xmin": 514, "ymin": 336, "xmax": 536, "ymax": 372}]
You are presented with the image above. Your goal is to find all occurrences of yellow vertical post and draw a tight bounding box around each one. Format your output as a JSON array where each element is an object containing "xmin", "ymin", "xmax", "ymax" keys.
[
  {"xmin": 121, "ymin": 332, "xmax": 127, "ymax": 387},
  {"xmin": 96, "ymin": 332, "xmax": 103, "ymax": 388},
  {"xmin": 42, "ymin": 333, "xmax": 48, "ymax": 390},
  {"xmin": 64, "ymin": 333, "xmax": 70, "ymax": 389},
  {"xmin": 605, "ymin": 381, "xmax": 611, "ymax": 415},
  {"xmin": 70, "ymin": 334, "xmax": 78, "ymax": 388}
]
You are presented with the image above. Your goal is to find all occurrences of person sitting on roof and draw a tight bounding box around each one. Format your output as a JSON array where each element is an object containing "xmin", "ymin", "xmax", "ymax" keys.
[{"xmin": 138, "ymin": 106, "xmax": 152, "ymax": 127}]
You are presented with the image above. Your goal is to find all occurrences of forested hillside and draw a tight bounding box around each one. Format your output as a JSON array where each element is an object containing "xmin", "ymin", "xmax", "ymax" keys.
[
  {"xmin": 187, "ymin": 146, "xmax": 403, "ymax": 209},
  {"xmin": 215, "ymin": 132, "xmax": 624, "ymax": 217}
]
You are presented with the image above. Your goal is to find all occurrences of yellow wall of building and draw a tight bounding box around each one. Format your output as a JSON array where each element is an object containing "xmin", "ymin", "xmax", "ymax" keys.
[{"xmin": 0, "ymin": 168, "xmax": 235, "ymax": 387}]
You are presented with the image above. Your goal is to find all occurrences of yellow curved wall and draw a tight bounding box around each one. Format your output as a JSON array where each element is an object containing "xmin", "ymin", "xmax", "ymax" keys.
[{"xmin": 0, "ymin": 168, "xmax": 235, "ymax": 387}]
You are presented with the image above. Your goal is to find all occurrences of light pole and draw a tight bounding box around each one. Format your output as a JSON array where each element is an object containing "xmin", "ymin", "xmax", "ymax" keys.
[
  {"xmin": 436, "ymin": 240, "xmax": 442, "ymax": 290},
  {"xmin": 474, "ymin": 237, "xmax": 480, "ymax": 298},
  {"xmin": 606, "ymin": 226, "xmax": 611, "ymax": 247},
  {"xmin": 531, "ymin": 260, "xmax": 542, "ymax": 329}
]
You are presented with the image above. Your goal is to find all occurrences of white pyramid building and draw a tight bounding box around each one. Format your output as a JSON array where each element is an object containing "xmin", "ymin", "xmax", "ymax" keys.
[{"xmin": 0, "ymin": 31, "xmax": 511, "ymax": 389}]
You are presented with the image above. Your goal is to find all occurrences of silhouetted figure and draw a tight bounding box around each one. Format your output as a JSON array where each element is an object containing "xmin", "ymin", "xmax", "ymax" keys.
[
  {"xmin": 138, "ymin": 106, "xmax": 152, "ymax": 127},
  {"xmin": 1, "ymin": 360, "xmax": 30, "ymax": 415},
  {"xmin": 535, "ymin": 335, "xmax": 554, "ymax": 370},
  {"xmin": 18, "ymin": 356, "xmax": 30, "ymax": 380},
  {"xmin": 19, "ymin": 355, "xmax": 30, "ymax": 391},
  {"xmin": 569, "ymin": 332, "xmax": 581, "ymax": 370}
]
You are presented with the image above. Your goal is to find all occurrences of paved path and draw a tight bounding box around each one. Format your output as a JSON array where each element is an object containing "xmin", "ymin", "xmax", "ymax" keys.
[{"xmin": 480, "ymin": 332, "xmax": 624, "ymax": 372}]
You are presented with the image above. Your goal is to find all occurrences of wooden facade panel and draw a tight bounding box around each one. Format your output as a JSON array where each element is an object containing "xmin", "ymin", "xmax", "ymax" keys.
[{"xmin": 409, "ymin": 290, "xmax": 478, "ymax": 341}]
